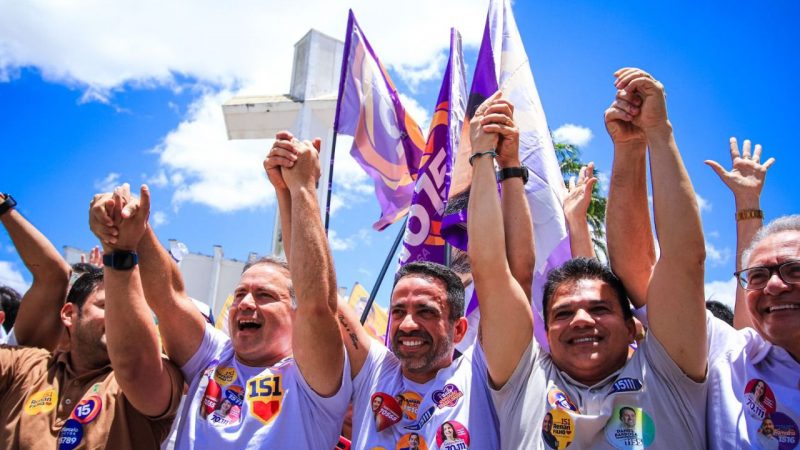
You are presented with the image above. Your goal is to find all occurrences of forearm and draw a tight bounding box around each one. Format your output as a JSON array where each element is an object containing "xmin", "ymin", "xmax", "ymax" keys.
[
  {"xmin": 104, "ymin": 266, "xmax": 173, "ymax": 416},
  {"xmin": 137, "ymin": 228, "xmax": 205, "ymax": 366},
  {"xmin": 2, "ymin": 209, "xmax": 70, "ymax": 349},
  {"xmin": 289, "ymin": 184, "xmax": 343, "ymax": 396},
  {"xmin": 275, "ymin": 189, "xmax": 292, "ymax": 263},
  {"xmin": 606, "ymin": 141, "xmax": 655, "ymax": 307},
  {"xmin": 501, "ymin": 178, "xmax": 534, "ymax": 300},
  {"xmin": 732, "ymin": 195, "xmax": 762, "ymax": 329},
  {"xmin": 566, "ymin": 215, "xmax": 596, "ymax": 259}
]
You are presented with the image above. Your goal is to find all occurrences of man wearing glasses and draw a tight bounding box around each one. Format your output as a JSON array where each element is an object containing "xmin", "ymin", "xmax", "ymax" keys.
[{"xmin": 707, "ymin": 216, "xmax": 800, "ymax": 448}]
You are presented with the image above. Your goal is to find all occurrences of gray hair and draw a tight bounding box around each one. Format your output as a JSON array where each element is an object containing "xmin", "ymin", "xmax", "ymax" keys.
[
  {"xmin": 741, "ymin": 215, "xmax": 800, "ymax": 268},
  {"xmin": 242, "ymin": 256, "xmax": 297, "ymax": 309}
]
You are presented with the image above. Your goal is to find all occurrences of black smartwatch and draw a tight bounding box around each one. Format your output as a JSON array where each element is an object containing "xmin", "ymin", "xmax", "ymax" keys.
[
  {"xmin": 496, "ymin": 166, "xmax": 529, "ymax": 184},
  {"xmin": 103, "ymin": 251, "xmax": 139, "ymax": 270},
  {"xmin": 0, "ymin": 193, "xmax": 17, "ymax": 217}
]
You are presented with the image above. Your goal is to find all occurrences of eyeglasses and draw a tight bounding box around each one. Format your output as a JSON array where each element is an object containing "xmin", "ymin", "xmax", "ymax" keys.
[{"xmin": 734, "ymin": 260, "xmax": 800, "ymax": 290}]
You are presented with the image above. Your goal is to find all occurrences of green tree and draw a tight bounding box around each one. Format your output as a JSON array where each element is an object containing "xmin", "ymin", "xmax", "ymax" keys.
[{"xmin": 554, "ymin": 141, "xmax": 608, "ymax": 259}]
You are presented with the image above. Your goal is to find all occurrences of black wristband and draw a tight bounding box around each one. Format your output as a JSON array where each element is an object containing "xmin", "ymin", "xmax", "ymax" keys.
[
  {"xmin": 103, "ymin": 251, "xmax": 139, "ymax": 270},
  {"xmin": 496, "ymin": 166, "xmax": 529, "ymax": 184},
  {"xmin": 0, "ymin": 194, "xmax": 17, "ymax": 217}
]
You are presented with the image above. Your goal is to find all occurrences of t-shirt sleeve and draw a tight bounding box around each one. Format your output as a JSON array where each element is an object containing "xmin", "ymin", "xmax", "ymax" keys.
[
  {"xmin": 145, "ymin": 357, "xmax": 185, "ymax": 421},
  {"xmin": 706, "ymin": 310, "xmax": 747, "ymax": 363},
  {"xmin": 490, "ymin": 339, "xmax": 542, "ymax": 416},
  {"xmin": 4, "ymin": 328, "xmax": 17, "ymax": 346},
  {"xmin": 642, "ymin": 330, "xmax": 706, "ymax": 389},
  {"xmin": 353, "ymin": 341, "xmax": 388, "ymax": 399},
  {"xmin": 293, "ymin": 347, "xmax": 353, "ymax": 425},
  {"xmin": 181, "ymin": 323, "xmax": 228, "ymax": 381}
]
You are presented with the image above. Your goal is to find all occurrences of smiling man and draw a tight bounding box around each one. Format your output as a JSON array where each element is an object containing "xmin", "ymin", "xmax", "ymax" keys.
[
  {"xmin": 477, "ymin": 68, "xmax": 709, "ymax": 449},
  {"xmin": 91, "ymin": 133, "xmax": 350, "ymax": 448}
]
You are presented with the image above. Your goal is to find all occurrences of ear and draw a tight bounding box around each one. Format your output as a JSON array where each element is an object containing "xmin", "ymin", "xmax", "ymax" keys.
[
  {"xmin": 451, "ymin": 317, "xmax": 469, "ymax": 344},
  {"xmin": 61, "ymin": 303, "xmax": 77, "ymax": 328},
  {"xmin": 625, "ymin": 317, "xmax": 637, "ymax": 343}
]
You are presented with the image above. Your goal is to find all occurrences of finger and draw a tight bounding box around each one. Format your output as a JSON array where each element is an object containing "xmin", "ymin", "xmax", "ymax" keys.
[
  {"xmin": 139, "ymin": 185, "xmax": 151, "ymax": 220},
  {"xmin": 762, "ymin": 157, "xmax": 776, "ymax": 170},
  {"xmin": 272, "ymin": 140, "xmax": 300, "ymax": 154},
  {"xmin": 752, "ymin": 144, "xmax": 762, "ymax": 163},
  {"xmin": 489, "ymin": 98, "xmax": 515, "ymax": 114},
  {"xmin": 577, "ymin": 165, "xmax": 587, "ymax": 184},
  {"xmin": 742, "ymin": 139, "xmax": 752, "ymax": 159},
  {"xmin": 611, "ymin": 98, "xmax": 639, "ymax": 116},
  {"xmin": 626, "ymin": 76, "xmax": 660, "ymax": 98},
  {"xmin": 313, "ymin": 137, "xmax": 322, "ymax": 154},
  {"xmin": 483, "ymin": 102, "xmax": 513, "ymax": 118},
  {"xmin": 476, "ymin": 91, "xmax": 502, "ymax": 116},
  {"xmin": 481, "ymin": 112, "xmax": 514, "ymax": 127},
  {"xmin": 584, "ymin": 177, "xmax": 597, "ymax": 194},
  {"xmin": 616, "ymin": 89, "xmax": 642, "ymax": 106},
  {"xmin": 265, "ymin": 155, "xmax": 296, "ymax": 169},
  {"xmin": 275, "ymin": 130, "xmax": 294, "ymax": 141},
  {"xmin": 704, "ymin": 160, "xmax": 728, "ymax": 179},
  {"xmin": 604, "ymin": 106, "xmax": 633, "ymax": 123},
  {"xmin": 568, "ymin": 175, "xmax": 577, "ymax": 191},
  {"xmin": 586, "ymin": 162, "xmax": 595, "ymax": 179},
  {"xmin": 80, "ymin": 254, "xmax": 87, "ymax": 263},
  {"xmin": 616, "ymin": 69, "xmax": 652, "ymax": 89},
  {"xmin": 112, "ymin": 188, "xmax": 125, "ymax": 223},
  {"xmin": 268, "ymin": 147, "xmax": 298, "ymax": 161},
  {"xmin": 481, "ymin": 123, "xmax": 517, "ymax": 138},
  {"xmin": 729, "ymin": 137, "xmax": 740, "ymax": 161}
]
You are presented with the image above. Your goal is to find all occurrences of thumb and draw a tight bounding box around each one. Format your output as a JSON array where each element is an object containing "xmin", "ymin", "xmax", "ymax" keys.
[
  {"xmin": 703, "ymin": 160, "xmax": 727, "ymax": 179},
  {"xmin": 139, "ymin": 185, "xmax": 151, "ymax": 221},
  {"xmin": 313, "ymin": 137, "xmax": 323, "ymax": 156}
]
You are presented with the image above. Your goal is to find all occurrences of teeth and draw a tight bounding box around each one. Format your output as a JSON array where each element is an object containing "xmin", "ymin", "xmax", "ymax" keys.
[
  {"xmin": 403, "ymin": 339, "xmax": 424, "ymax": 347},
  {"xmin": 573, "ymin": 337, "xmax": 599, "ymax": 344},
  {"xmin": 768, "ymin": 305, "xmax": 800, "ymax": 313}
]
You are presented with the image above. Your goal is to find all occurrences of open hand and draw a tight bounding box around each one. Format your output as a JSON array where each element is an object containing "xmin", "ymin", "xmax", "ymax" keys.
[{"xmin": 704, "ymin": 137, "xmax": 774, "ymax": 204}]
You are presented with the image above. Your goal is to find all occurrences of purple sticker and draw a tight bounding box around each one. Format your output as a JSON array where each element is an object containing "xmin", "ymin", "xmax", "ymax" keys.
[
  {"xmin": 761, "ymin": 412, "xmax": 799, "ymax": 450},
  {"xmin": 432, "ymin": 384, "xmax": 463, "ymax": 409}
]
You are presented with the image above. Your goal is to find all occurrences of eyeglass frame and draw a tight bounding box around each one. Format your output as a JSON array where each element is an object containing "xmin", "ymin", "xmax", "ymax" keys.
[{"xmin": 734, "ymin": 259, "xmax": 800, "ymax": 290}]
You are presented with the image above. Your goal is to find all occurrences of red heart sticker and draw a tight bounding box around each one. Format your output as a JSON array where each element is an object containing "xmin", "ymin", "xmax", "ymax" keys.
[{"xmin": 371, "ymin": 392, "xmax": 402, "ymax": 432}]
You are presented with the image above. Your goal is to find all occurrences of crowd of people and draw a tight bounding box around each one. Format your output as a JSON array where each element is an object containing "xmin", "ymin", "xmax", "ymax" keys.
[{"xmin": 0, "ymin": 67, "xmax": 797, "ymax": 449}]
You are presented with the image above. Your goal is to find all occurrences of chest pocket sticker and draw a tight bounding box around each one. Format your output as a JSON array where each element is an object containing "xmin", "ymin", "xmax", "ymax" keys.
[
  {"xmin": 604, "ymin": 405, "xmax": 655, "ymax": 450},
  {"xmin": 24, "ymin": 388, "xmax": 58, "ymax": 415},
  {"xmin": 745, "ymin": 379, "xmax": 777, "ymax": 420},
  {"xmin": 246, "ymin": 374, "xmax": 284, "ymax": 426},
  {"xmin": 542, "ymin": 408, "xmax": 574, "ymax": 449}
]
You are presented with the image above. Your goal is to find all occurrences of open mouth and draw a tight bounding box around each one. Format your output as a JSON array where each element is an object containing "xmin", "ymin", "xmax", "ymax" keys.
[
  {"xmin": 569, "ymin": 336, "xmax": 601, "ymax": 345},
  {"xmin": 237, "ymin": 319, "xmax": 262, "ymax": 331},
  {"xmin": 765, "ymin": 304, "xmax": 800, "ymax": 314}
]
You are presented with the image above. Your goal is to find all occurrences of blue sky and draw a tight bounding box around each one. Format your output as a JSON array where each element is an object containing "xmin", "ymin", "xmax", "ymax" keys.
[{"xmin": 1, "ymin": 0, "xmax": 798, "ymax": 312}]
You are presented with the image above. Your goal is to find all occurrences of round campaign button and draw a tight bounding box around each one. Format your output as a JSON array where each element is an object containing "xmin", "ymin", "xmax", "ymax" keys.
[
  {"xmin": 744, "ymin": 379, "xmax": 778, "ymax": 420},
  {"xmin": 58, "ymin": 419, "xmax": 84, "ymax": 450},
  {"xmin": 395, "ymin": 431, "xmax": 428, "ymax": 450},
  {"xmin": 435, "ymin": 420, "xmax": 470, "ymax": 449},
  {"xmin": 756, "ymin": 412, "xmax": 800, "ymax": 450},
  {"xmin": 542, "ymin": 408, "xmax": 575, "ymax": 449},
  {"xmin": 604, "ymin": 406, "xmax": 655, "ymax": 450}
]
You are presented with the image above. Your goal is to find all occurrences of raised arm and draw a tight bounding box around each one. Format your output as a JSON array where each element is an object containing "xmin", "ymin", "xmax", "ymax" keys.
[
  {"xmin": 469, "ymin": 93, "xmax": 533, "ymax": 388},
  {"xmin": 90, "ymin": 191, "xmax": 204, "ymax": 367},
  {"xmin": 493, "ymin": 99, "xmax": 535, "ymax": 301},
  {"xmin": 562, "ymin": 163, "xmax": 599, "ymax": 259},
  {"xmin": 279, "ymin": 135, "xmax": 344, "ymax": 396},
  {"xmin": 705, "ymin": 137, "xmax": 774, "ymax": 329},
  {"xmin": 604, "ymin": 80, "xmax": 656, "ymax": 308},
  {"xmin": 616, "ymin": 68, "xmax": 707, "ymax": 380},
  {"xmin": 91, "ymin": 184, "xmax": 179, "ymax": 416},
  {"xmin": 0, "ymin": 193, "xmax": 71, "ymax": 349}
]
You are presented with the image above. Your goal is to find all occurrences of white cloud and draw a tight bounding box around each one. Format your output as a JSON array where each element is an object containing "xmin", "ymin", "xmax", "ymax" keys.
[
  {"xmin": 595, "ymin": 171, "xmax": 610, "ymax": 195},
  {"xmin": 704, "ymin": 277, "xmax": 737, "ymax": 311},
  {"xmin": 396, "ymin": 53, "xmax": 447, "ymax": 94},
  {"xmin": 553, "ymin": 123, "xmax": 593, "ymax": 148},
  {"xmin": 695, "ymin": 193, "xmax": 712, "ymax": 214},
  {"xmin": 398, "ymin": 93, "xmax": 431, "ymax": 133},
  {"xmin": 151, "ymin": 210, "xmax": 168, "ymax": 227},
  {"xmin": 146, "ymin": 170, "xmax": 169, "ymax": 188},
  {"xmin": 705, "ymin": 242, "xmax": 732, "ymax": 267},
  {"xmin": 0, "ymin": 261, "xmax": 30, "ymax": 294},
  {"xmin": 328, "ymin": 228, "xmax": 372, "ymax": 251},
  {"xmin": 94, "ymin": 172, "xmax": 120, "ymax": 192}
]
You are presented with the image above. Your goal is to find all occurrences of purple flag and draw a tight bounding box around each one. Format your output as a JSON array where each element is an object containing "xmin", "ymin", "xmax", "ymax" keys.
[
  {"xmin": 398, "ymin": 29, "xmax": 466, "ymax": 267},
  {"xmin": 444, "ymin": 0, "xmax": 572, "ymax": 351},
  {"xmin": 334, "ymin": 10, "xmax": 426, "ymax": 231}
]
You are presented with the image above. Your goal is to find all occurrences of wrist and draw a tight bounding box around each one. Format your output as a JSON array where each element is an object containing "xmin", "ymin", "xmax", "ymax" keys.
[
  {"xmin": 734, "ymin": 195, "xmax": 761, "ymax": 211},
  {"xmin": 497, "ymin": 158, "xmax": 522, "ymax": 169},
  {"xmin": 643, "ymin": 121, "xmax": 673, "ymax": 141}
]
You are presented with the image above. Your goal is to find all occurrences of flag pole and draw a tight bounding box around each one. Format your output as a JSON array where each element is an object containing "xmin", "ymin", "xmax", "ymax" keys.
[
  {"xmin": 360, "ymin": 217, "xmax": 407, "ymax": 324},
  {"xmin": 323, "ymin": 131, "xmax": 339, "ymax": 233}
]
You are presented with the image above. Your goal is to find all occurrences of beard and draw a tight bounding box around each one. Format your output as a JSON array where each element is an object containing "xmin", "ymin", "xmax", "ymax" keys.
[
  {"xmin": 73, "ymin": 320, "xmax": 110, "ymax": 369},
  {"xmin": 392, "ymin": 327, "xmax": 455, "ymax": 374}
]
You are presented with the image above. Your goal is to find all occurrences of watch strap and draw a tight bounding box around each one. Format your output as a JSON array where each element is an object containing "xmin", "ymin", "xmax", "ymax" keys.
[
  {"xmin": 496, "ymin": 166, "xmax": 529, "ymax": 184},
  {"xmin": 0, "ymin": 194, "xmax": 17, "ymax": 217},
  {"xmin": 103, "ymin": 251, "xmax": 139, "ymax": 270}
]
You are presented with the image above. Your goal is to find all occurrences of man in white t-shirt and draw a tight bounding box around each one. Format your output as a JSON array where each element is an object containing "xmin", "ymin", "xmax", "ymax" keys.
[
  {"xmin": 94, "ymin": 132, "xmax": 350, "ymax": 449},
  {"xmin": 477, "ymin": 68, "xmax": 709, "ymax": 449}
]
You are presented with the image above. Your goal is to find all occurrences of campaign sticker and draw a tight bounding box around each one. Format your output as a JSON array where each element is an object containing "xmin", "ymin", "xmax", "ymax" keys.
[
  {"xmin": 435, "ymin": 420, "xmax": 470, "ymax": 449},
  {"xmin": 604, "ymin": 406, "xmax": 655, "ymax": 450},
  {"xmin": 547, "ymin": 388, "xmax": 579, "ymax": 412},
  {"xmin": 611, "ymin": 378, "xmax": 643, "ymax": 394},
  {"xmin": 432, "ymin": 384, "xmax": 463, "ymax": 409},
  {"xmin": 209, "ymin": 386, "xmax": 245, "ymax": 426},
  {"xmin": 396, "ymin": 391, "xmax": 422, "ymax": 420},
  {"xmin": 404, "ymin": 406, "xmax": 435, "ymax": 431},
  {"xmin": 371, "ymin": 392, "xmax": 403, "ymax": 432},
  {"xmin": 745, "ymin": 379, "xmax": 778, "ymax": 420},
  {"xmin": 542, "ymin": 408, "xmax": 574, "ymax": 449},
  {"xmin": 214, "ymin": 367, "xmax": 237, "ymax": 386},
  {"xmin": 70, "ymin": 395, "xmax": 102, "ymax": 424},
  {"xmin": 200, "ymin": 378, "xmax": 222, "ymax": 418},
  {"xmin": 395, "ymin": 432, "xmax": 428, "ymax": 450},
  {"xmin": 57, "ymin": 419, "xmax": 84, "ymax": 450},
  {"xmin": 24, "ymin": 388, "xmax": 58, "ymax": 415},
  {"xmin": 246, "ymin": 374, "xmax": 284, "ymax": 426},
  {"xmin": 757, "ymin": 412, "xmax": 799, "ymax": 450}
]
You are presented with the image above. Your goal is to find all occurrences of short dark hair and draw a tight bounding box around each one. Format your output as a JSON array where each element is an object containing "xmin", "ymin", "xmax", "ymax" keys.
[
  {"xmin": 67, "ymin": 271, "xmax": 104, "ymax": 312},
  {"xmin": 394, "ymin": 261, "xmax": 464, "ymax": 321},
  {"xmin": 542, "ymin": 257, "xmax": 632, "ymax": 329},
  {"xmin": 705, "ymin": 300, "xmax": 733, "ymax": 326},
  {"xmin": 0, "ymin": 286, "xmax": 22, "ymax": 332},
  {"xmin": 241, "ymin": 256, "xmax": 296, "ymax": 308},
  {"xmin": 619, "ymin": 406, "xmax": 636, "ymax": 419}
]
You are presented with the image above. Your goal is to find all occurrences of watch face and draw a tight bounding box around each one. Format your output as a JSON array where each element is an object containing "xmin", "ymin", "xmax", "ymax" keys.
[{"xmin": 116, "ymin": 253, "xmax": 136, "ymax": 269}]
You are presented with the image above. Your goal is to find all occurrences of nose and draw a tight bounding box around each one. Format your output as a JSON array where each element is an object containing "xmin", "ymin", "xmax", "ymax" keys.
[
  {"xmin": 764, "ymin": 270, "xmax": 792, "ymax": 296},
  {"xmin": 571, "ymin": 308, "xmax": 595, "ymax": 327},
  {"xmin": 238, "ymin": 293, "xmax": 256, "ymax": 310},
  {"xmin": 397, "ymin": 313, "xmax": 419, "ymax": 332}
]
